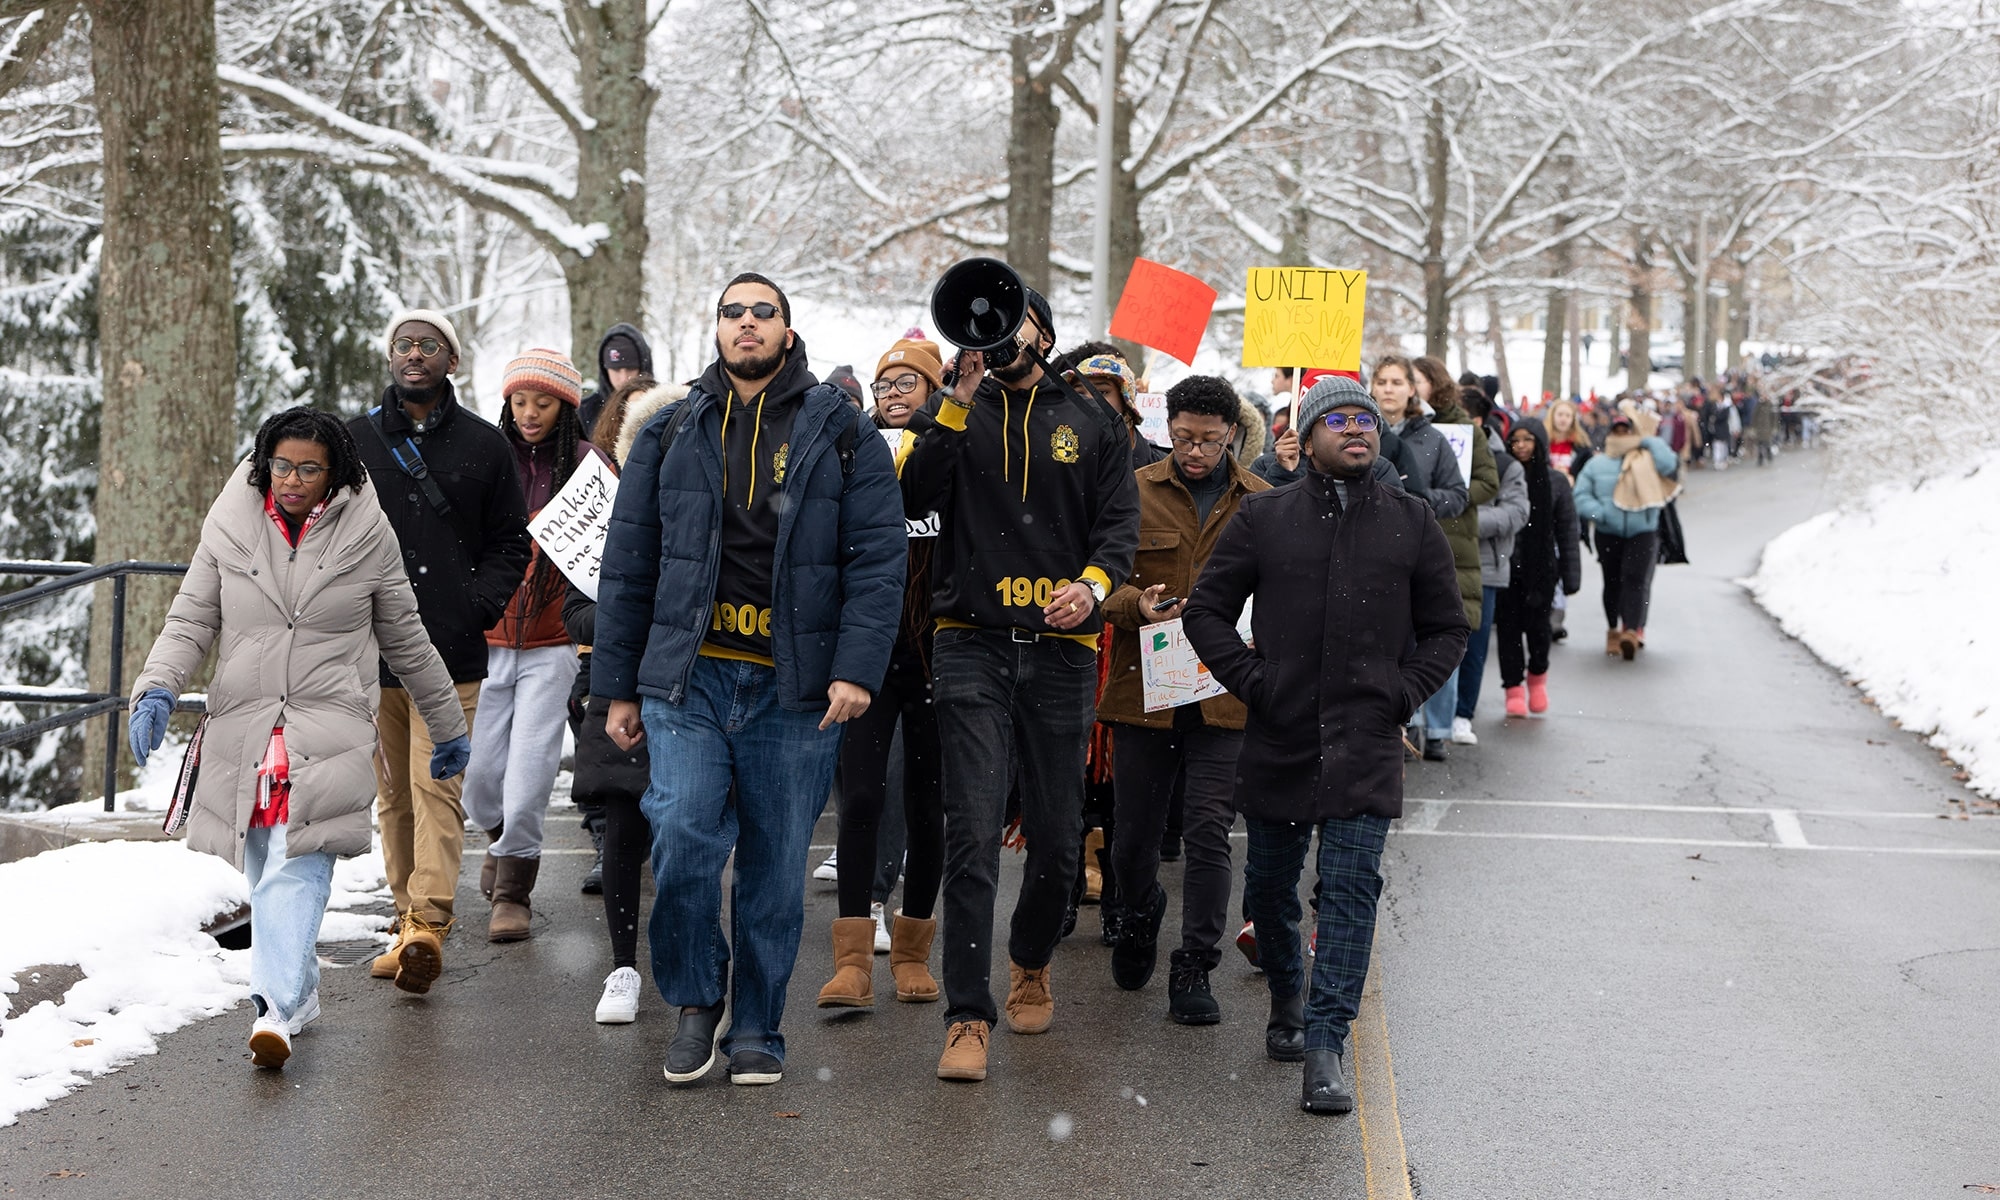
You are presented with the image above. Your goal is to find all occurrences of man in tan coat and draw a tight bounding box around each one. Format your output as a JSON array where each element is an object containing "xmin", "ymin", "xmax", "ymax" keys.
[{"xmin": 1097, "ymin": 375, "xmax": 1268, "ymax": 1022}]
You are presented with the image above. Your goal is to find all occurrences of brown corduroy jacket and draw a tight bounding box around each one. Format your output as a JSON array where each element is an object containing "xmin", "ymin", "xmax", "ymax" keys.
[{"xmin": 1097, "ymin": 455, "xmax": 1268, "ymax": 729}]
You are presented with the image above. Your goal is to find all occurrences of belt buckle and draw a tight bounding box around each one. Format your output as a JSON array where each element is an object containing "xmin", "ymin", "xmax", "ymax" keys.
[{"xmin": 1010, "ymin": 628, "xmax": 1041, "ymax": 644}]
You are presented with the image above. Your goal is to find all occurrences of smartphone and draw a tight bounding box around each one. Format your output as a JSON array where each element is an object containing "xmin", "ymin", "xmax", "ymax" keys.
[{"xmin": 1151, "ymin": 596, "xmax": 1182, "ymax": 613}]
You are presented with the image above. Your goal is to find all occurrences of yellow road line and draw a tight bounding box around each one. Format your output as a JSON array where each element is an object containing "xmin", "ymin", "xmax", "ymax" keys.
[{"xmin": 1353, "ymin": 928, "xmax": 1413, "ymax": 1200}]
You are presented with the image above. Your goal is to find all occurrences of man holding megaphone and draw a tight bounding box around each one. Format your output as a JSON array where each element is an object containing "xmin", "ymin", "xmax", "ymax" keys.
[{"xmin": 900, "ymin": 267, "xmax": 1140, "ymax": 1083}]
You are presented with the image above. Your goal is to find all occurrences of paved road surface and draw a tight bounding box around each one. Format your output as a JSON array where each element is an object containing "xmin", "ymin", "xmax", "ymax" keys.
[{"xmin": 3, "ymin": 446, "xmax": 1994, "ymax": 1198}]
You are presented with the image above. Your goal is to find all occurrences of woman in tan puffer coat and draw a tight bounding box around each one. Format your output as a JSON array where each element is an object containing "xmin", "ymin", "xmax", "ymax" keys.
[{"xmin": 128, "ymin": 407, "xmax": 468, "ymax": 1070}]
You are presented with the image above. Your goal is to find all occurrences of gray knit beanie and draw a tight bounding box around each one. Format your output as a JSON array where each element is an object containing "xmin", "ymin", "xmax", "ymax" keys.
[{"xmin": 1295, "ymin": 375, "xmax": 1380, "ymax": 432}]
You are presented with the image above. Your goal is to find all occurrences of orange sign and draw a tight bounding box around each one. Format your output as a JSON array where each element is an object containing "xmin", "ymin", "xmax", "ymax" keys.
[{"xmin": 1110, "ymin": 259, "xmax": 1218, "ymax": 365}]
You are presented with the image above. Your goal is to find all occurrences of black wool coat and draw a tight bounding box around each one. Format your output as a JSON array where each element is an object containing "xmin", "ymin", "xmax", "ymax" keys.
[{"xmin": 1182, "ymin": 468, "xmax": 1469, "ymax": 824}]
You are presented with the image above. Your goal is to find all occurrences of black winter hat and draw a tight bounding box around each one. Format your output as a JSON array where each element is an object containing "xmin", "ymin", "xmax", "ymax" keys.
[
  {"xmin": 1023, "ymin": 287, "xmax": 1056, "ymax": 347},
  {"xmin": 602, "ymin": 333, "xmax": 642, "ymax": 370}
]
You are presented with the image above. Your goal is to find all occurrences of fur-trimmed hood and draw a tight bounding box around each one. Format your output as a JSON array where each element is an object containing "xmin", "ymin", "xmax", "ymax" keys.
[
  {"xmin": 613, "ymin": 381, "xmax": 689, "ymax": 467},
  {"xmin": 1235, "ymin": 397, "xmax": 1267, "ymax": 465}
]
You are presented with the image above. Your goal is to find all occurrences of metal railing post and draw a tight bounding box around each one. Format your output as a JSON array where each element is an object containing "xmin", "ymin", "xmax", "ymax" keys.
[{"xmin": 103, "ymin": 573, "xmax": 126, "ymax": 812}]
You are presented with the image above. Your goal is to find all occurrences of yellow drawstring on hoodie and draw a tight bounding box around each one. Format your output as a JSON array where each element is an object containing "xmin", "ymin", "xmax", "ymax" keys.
[
  {"xmin": 999, "ymin": 385, "xmax": 1039, "ymax": 502},
  {"xmin": 719, "ymin": 389, "xmax": 769, "ymax": 504}
]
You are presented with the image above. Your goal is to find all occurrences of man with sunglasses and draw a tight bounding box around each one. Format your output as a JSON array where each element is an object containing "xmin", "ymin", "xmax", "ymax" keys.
[
  {"xmin": 1095, "ymin": 375, "xmax": 1269, "ymax": 1023},
  {"xmin": 1183, "ymin": 375, "xmax": 1467, "ymax": 1116},
  {"xmin": 592, "ymin": 273, "xmax": 905, "ymax": 1088},
  {"xmin": 899, "ymin": 287, "xmax": 1140, "ymax": 1084},
  {"xmin": 346, "ymin": 309, "xmax": 531, "ymax": 993}
]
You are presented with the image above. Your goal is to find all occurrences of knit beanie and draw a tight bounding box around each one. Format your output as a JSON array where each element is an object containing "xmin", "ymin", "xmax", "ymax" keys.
[
  {"xmin": 875, "ymin": 329, "xmax": 945, "ymax": 392},
  {"xmin": 384, "ymin": 308, "xmax": 462, "ymax": 360},
  {"xmin": 502, "ymin": 348, "xmax": 583, "ymax": 407},
  {"xmin": 1296, "ymin": 375, "xmax": 1380, "ymax": 432}
]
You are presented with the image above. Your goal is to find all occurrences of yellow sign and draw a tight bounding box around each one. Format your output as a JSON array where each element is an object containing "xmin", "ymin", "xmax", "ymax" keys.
[{"xmin": 1240, "ymin": 267, "xmax": 1368, "ymax": 372}]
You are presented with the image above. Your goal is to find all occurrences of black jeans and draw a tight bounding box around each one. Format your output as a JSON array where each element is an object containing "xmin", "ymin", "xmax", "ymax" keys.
[
  {"xmin": 1109, "ymin": 712, "xmax": 1244, "ymax": 970},
  {"xmin": 835, "ymin": 656, "xmax": 943, "ymax": 920},
  {"xmin": 1596, "ymin": 530, "xmax": 1659, "ymax": 631},
  {"xmin": 600, "ymin": 797, "xmax": 652, "ymax": 969},
  {"xmin": 932, "ymin": 627, "xmax": 1097, "ymax": 1026},
  {"xmin": 1493, "ymin": 587, "xmax": 1552, "ymax": 688}
]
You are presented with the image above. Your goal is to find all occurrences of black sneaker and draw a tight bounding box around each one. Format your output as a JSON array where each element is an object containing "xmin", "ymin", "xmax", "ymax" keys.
[
  {"xmin": 1166, "ymin": 950, "xmax": 1220, "ymax": 1025},
  {"xmin": 1110, "ymin": 885, "xmax": 1167, "ymax": 991},
  {"xmin": 579, "ymin": 843, "xmax": 604, "ymax": 895},
  {"xmin": 1422, "ymin": 736, "xmax": 1448, "ymax": 762},
  {"xmin": 1301, "ymin": 1048, "xmax": 1353, "ymax": 1114},
  {"xmin": 1158, "ymin": 835, "xmax": 1182, "ymax": 863},
  {"xmin": 1099, "ymin": 902, "xmax": 1125, "ymax": 948},
  {"xmin": 728, "ymin": 1048, "xmax": 783, "ymax": 1086},
  {"xmin": 662, "ymin": 1000, "xmax": 726, "ymax": 1084},
  {"xmin": 1266, "ymin": 991, "xmax": 1305, "ymax": 1062}
]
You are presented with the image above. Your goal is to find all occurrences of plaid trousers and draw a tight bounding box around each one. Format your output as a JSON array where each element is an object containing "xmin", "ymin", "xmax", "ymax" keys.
[{"xmin": 1243, "ymin": 813, "xmax": 1390, "ymax": 1055}]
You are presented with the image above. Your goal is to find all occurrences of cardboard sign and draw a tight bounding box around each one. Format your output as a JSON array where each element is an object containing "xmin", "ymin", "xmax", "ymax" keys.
[
  {"xmin": 1141, "ymin": 618, "xmax": 1228, "ymax": 712},
  {"xmin": 528, "ymin": 454, "xmax": 619, "ymax": 601},
  {"xmin": 1134, "ymin": 391, "xmax": 1169, "ymax": 450},
  {"xmin": 1110, "ymin": 259, "xmax": 1218, "ymax": 366},
  {"xmin": 1240, "ymin": 267, "xmax": 1368, "ymax": 372},
  {"xmin": 881, "ymin": 429, "xmax": 939, "ymax": 538},
  {"xmin": 1437, "ymin": 424, "xmax": 1475, "ymax": 490}
]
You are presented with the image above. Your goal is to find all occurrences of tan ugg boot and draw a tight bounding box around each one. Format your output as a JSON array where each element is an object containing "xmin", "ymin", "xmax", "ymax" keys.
[
  {"xmin": 1080, "ymin": 828, "xmax": 1105, "ymax": 903},
  {"xmin": 815, "ymin": 917, "xmax": 877, "ymax": 1008},
  {"xmin": 487, "ymin": 855, "xmax": 538, "ymax": 943},
  {"xmin": 479, "ymin": 824, "xmax": 503, "ymax": 901},
  {"xmin": 889, "ymin": 912, "xmax": 940, "ymax": 1003},
  {"xmin": 1605, "ymin": 629, "xmax": 1623, "ymax": 657}
]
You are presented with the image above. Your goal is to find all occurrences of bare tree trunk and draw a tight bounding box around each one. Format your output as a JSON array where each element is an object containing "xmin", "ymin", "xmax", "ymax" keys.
[
  {"xmin": 565, "ymin": 0, "xmax": 657, "ymax": 374},
  {"xmin": 1106, "ymin": 87, "xmax": 1143, "ymax": 364},
  {"xmin": 83, "ymin": 0, "xmax": 238, "ymax": 799},
  {"xmin": 1421, "ymin": 95, "xmax": 1450, "ymax": 358},
  {"xmin": 1539, "ymin": 289, "xmax": 1565, "ymax": 402},
  {"xmin": 1005, "ymin": 5, "xmax": 1059, "ymax": 295},
  {"xmin": 1681, "ymin": 275, "xmax": 1701, "ymax": 383},
  {"xmin": 1606, "ymin": 298, "xmax": 1622, "ymax": 381},
  {"xmin": 1566, "ymin": 293, "xmax": 1583, "ymax": 399},
  {"xmin": 1453, "ymin": 305, "xmax": 1471, "ymax": 375},
  {"xmin": 1486, "ymin": 293, "xmax": 1513, "ymax": 406},
  {"xmin": 1628, "ymin": 232, "xmax": 1653, "ymax": 394}
]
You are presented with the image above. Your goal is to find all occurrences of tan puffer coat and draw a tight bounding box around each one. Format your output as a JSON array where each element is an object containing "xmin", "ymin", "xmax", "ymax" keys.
[{"xmin": 132, "ymin": 462, "xmax": 467, "ymax": 869}]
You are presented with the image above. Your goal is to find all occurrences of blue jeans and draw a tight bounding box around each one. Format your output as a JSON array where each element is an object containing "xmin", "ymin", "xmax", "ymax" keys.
[
  {"xmin": 244, "ymin": 822, "xmax": 335, "ymax": 1024},
  {"xmin": 1244, "ymin": 814, "xmax": 1390, "ymax": 1056},
  {"xmin": 639, "ymin": 656, "xmax": 842, "ymax": 1062},
  {"xmin": 1456, "ymin": 586, "xmax": 1498, "ymax": 721},
  {"xmin": 1421, "ymin": 667, "xmax": 1459, "ymax": 740}
]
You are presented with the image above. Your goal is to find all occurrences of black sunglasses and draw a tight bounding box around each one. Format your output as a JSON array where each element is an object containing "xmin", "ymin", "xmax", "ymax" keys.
[{"xmin": 717, "ymin": 302, "xmax": 781, "ymax": 321}]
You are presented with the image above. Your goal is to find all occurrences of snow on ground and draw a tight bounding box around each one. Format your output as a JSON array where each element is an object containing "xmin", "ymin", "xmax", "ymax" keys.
[{"xmin": 1749, "ymin": 451, "xmax": 2000, "ymax": 798}]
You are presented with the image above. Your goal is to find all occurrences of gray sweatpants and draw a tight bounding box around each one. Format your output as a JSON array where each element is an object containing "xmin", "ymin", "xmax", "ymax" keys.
[{"xmin": 463, "ymin": 644, "xmax": 578, "ymax": 859}]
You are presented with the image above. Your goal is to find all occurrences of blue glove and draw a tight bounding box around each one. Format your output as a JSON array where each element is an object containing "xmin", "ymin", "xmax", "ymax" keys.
[
  {"xmin": 430, "ymin": 734, "xmax": 472, "ymax": 780},
  {"xmin": 127, "ymin": 688, "xmax": 175, "ymax": 767}
]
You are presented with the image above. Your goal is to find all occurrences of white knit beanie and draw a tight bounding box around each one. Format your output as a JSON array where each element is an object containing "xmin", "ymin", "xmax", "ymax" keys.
[{"xmin": 383, "ymin": 308, "xmax": 463, "ymax": 360}]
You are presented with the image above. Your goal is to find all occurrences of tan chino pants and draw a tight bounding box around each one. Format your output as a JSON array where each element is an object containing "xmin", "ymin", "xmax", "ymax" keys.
[{"xmin": 375, "ymin": 681, "xmax": 481, "ymax": 926}]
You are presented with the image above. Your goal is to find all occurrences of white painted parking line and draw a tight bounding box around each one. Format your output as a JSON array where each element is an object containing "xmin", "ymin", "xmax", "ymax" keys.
[
  {"xmin": 1425, "ymin": 797, "xmax": 1981, "ymax": 821},
  {"xmin": 1768, "ymin": 809, "xmax": 1810, "ymax": 848},
  {"xmin": 1395, "ymin": 828, "xmax": 2000, "ymax": 858}
]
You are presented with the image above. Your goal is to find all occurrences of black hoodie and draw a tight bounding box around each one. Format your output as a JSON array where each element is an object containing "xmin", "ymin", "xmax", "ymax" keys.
[
  {"xmin": 900, "ymin": 372, "xmax": 1139, "ymax": 642},
  {"xmin": 579, "ymin": 322, "xmax": 654, "ymax": 439}
]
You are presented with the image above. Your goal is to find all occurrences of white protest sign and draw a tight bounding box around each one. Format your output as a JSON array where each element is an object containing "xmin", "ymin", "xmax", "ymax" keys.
[
  {"xmin": 1437, "ymin": 423, "xmax": 1475, "ymax": 490},
  {"xmin": 882, "ymin": 428, "xmax": 939, "ymax": 538},
  {"xmin": 1140, "ymin": 617, "xmax": 1229, "ymax": 713},
  {"xmin": 527, "ymin": 454, "xmax": 619, "ymax": 601},
  {"xmin": 1134, "ymin": 391, "xmax": 1170, "ymax": 449}
]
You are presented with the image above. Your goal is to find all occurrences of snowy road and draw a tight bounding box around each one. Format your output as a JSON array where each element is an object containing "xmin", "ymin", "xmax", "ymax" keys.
[{"xmin": 2, "ymin": 447, "xmax": 1995, "ymax": 1197}]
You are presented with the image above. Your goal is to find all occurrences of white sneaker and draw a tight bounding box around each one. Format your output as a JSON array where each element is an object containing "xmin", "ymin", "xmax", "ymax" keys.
[
  {"xmin": 1450, "ymin": 717, "xmax": 1479, "ymax": 745},
  {"xmin": 812, "ymin": 850, "xmax": 839, "ymax": 882},
  {"xmin": 287, "ymin": 991, "xmax": 321, "ymax": 1036},
  {"xmin": 595, "ymin": 966, "xmax": 642, "ymax": 1024},
  {"xmin": 248, "ymin": 1017, "xmax": 292, "ymax": 1069},
  {"xmin": 871, "ymin": 902, "xmax": 891, "ymax": 954}
]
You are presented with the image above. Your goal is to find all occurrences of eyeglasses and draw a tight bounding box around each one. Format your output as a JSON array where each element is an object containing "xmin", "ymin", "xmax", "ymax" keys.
[
  {"xmin": 1321, "ymin": 412, "xmax": 1379, "ymax": 433},
  {"xmin": 872, "ymin": 375, "xmax": 923, "ymax": 399},
  {"xmin": 269, "ymin": 457, "xmax": 327, "ymax": 482},
  {"xmin": 389, "ymin": 336, "xmax": 446, "ymax": 359},
  {"xmin": 1169, "ymin": 435, "xmax": 1231, "ymax": 458},
  {"xmin": 717, "ymin": 302, "xmax": 781, "ymax": 321}
]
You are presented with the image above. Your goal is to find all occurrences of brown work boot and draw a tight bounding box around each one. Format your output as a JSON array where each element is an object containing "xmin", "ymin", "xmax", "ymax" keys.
[
  {"xmin": 487, "ymin": 855, "xmax": 538, "ymax": 943},
  {"xmin": 936, "ymin": 1019, "xmax": 990, "ymax": 1081},
  {"xmin": 1004, "ymin": 960, "xmax": 1054, "ymax": 1034},
  {"xmin": 889, "ymin": 912, "xmax": 939, "ymax": 1003},
  {"xmin": 815, "ymin": 917, "xmax": 877, "ymax": 1008},
  {"xmin": 393, "ymin": 914, "xmax": 449, "ymax": 994},
  {"xmin": 370, "ymin": 917, "xmax": 408, "ymax": 979},
  {"xmin": 1080, "ymin": 828, "xmax": 1105, "ymax": 903}
]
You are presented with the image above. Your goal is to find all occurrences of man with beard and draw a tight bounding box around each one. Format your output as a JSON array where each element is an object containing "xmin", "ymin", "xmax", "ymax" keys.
[
  {"xmin": 1183, "ymin": 376, "xmax": 1467, "ymax": 1115},
  {"xmin": 348, "ymin": 310, "xmax": 531, "ymax": 993},
  {"xmin": 593, "ymin": 273, "xmax": 905, "ymax": 1088},
  {"xmin": 900, "ymin": 287, "xmax": 1140, "ymax": 1084}
]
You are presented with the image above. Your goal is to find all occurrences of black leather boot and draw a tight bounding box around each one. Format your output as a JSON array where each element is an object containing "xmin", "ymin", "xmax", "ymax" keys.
[
  {"xmin": 1110, "ymin": 884, "xmax": 1167, "ymax": 991},
  {"xmin": 1166, "ymin": 949, "xmax": 1220, "ymax": 1025},
  {"xmin": 579, "ymin": 821, "xmax": 605, "ymax": 895},
  {"xmin": 1302, "ymin": 1048, "xmax": 1353, "ymax": 1114},
  {"xmin": 1266, "ymin": 991, "xmax": 1305, "ymax": 1062}
]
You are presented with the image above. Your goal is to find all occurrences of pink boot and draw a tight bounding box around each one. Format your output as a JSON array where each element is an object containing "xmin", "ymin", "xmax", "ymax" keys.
[
  {"xmin": 1526, "ymin": 673, "xmax": 1549, "ymax": 714},
  {"xmin": 1504, "ymin": 686, "xmax": 1528, "ymax": 718}
]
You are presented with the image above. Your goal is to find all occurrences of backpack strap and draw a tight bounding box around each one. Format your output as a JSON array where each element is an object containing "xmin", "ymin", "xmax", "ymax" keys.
[
  {"xmin": 366, "ymin": 405, "xmax": 456, "ymax": 524},
  {"xmin": 653, "ymin": 398, "xmax": 699, "ymax": 457}
]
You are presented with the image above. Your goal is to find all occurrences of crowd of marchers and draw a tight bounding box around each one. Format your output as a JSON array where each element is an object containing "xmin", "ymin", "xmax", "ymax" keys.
[{"xmin": 126, "ymin": 270, "xmax": 1725, "ymax": 1118}]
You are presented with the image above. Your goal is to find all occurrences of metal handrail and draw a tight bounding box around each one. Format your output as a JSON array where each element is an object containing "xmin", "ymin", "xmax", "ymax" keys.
[{"xmin": 0, "ymin": 559, "xmax": 197, "ymax": 810}]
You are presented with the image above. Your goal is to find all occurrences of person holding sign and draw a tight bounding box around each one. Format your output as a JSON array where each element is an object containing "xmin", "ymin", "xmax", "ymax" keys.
[
  {"xmin": 899, "ymin": 286, "xmax": 1139, "ymax": 1084},
  {"xmin": 462, "ymin": 349, "xmax": 613, "ymax": 943},
  {"xmin": 1182, "ymin": 376, "xmax": 1467, "ymax": 1116},
  {"xmin": 1095, "ymin": 376, "xmax": 1269, "ymax": 1023},
  {"xmin": 593, "ymin": 273, "xmax": 906, "ymax": 1088}
]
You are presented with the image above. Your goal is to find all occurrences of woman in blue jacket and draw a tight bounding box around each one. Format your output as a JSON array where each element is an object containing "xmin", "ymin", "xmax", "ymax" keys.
[{"xmin": 1571, "ymin": 402, "xmax": 1678, "ymax": 661}]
